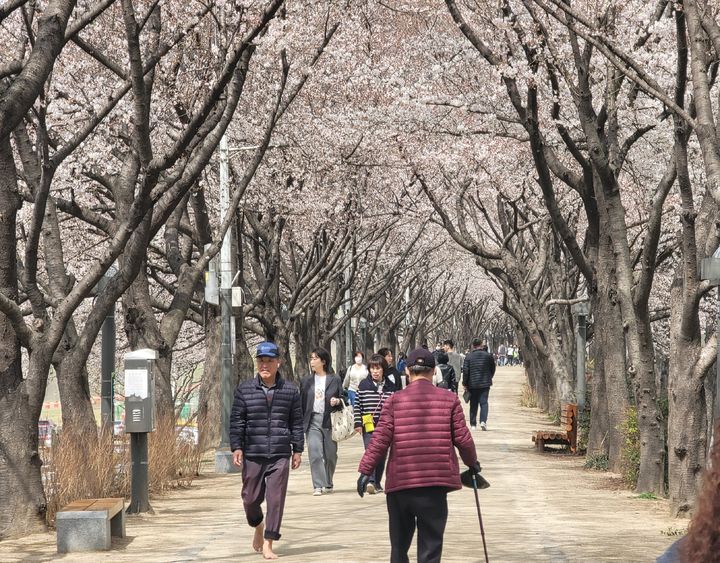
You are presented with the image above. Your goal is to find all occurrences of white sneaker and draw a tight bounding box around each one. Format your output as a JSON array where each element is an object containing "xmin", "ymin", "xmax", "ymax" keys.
[
  {"xmin": 366, "ymin": 483, "xmax": 376, "ymax": 495},
  {"xmin": 313, "ymin": 488, "xmax": 323, "ymax": 496},
  {"xmin": 471, "ymin": 425, "xmax": 477, "ymax": 430},
  {"xmin": 322, "ymin": 487, "xmax": 333, "ymax": 494},
  {"xmin": 480, "ymin": 422, "xmax": 487, "ymax": 431}
]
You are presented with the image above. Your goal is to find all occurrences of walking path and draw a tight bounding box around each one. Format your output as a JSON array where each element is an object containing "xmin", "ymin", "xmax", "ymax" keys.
[{"xmin": 2, "ymin": 366, "xmax": 681, "ymax": 562}]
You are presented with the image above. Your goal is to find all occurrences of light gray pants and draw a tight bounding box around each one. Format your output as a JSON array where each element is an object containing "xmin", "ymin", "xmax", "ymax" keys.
[{"xmin": 307, "ymin": 413, "xmax": 337, "ymax": 489}]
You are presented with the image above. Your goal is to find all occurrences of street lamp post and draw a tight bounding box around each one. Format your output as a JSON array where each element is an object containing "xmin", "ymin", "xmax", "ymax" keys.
[
  {"xmin": 94, "ymin": 263, "xmax": 119, "ymax": 435},
  {"xmin": 215, "ymin": 134, "xmax": 239, "ymax": 474},
  {"xmin": 572, "ymin": 302, "xmax": 590, "ymax": 411}
]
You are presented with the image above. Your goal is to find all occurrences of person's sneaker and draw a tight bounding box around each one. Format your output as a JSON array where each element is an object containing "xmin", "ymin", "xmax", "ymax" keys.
[
  {"xmin": 471, "ymin": 425, "xmax": 477, "ymax": 430},
  {"xmin": 375, "ymin": 484, "xmax": 384, "ymax": 493},
  {"xmin": 366, "ymin": 483, "xmax": 376, "ymax": 495},
  {"xmin": 313, "ymin": 488, "xmax": 323, "ymax": 496},
  {"xmin": 322, "ymin": 487, "xmax": 333, "ymax": 494},
  {"xmin": 480, "ymin": 422, "xmax": 487, "ymax": 431}
]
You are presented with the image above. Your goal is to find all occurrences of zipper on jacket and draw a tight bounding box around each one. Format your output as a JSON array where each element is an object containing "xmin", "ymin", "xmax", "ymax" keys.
[{"xmin": 266, "ymin": 381, "xmax": 278, "ymax": 451}]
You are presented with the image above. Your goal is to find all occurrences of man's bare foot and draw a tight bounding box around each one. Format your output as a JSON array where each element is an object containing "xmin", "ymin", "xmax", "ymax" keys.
[
  {"xmin": 252, "ymin": 524, "xmax": 264, "ymax": 553},
  {"xmin": 262, "ymin": 539, "xmax": 278, "ymax": 559}
]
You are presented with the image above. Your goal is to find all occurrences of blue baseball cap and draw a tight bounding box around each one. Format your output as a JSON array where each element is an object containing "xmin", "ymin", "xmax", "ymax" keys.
[{"xmin": 256, "ymin": 341, "xmax": 280, "ymax": 358}]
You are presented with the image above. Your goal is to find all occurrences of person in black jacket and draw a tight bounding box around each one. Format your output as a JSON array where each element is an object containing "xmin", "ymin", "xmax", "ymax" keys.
[
  {"xmin": 300, "ymin": 347, "xmax": 344, "ymax": 496},
  {"xmin": 462, "ymin": 338, "xmax": 496, "ymax": 431},
  {"xmin": 435, "ymin": 351, "xmax": 458, "ymax": 394},
  {"xmin": 378, "ymin": 347, "xmax": 403, "ymax": 390},
  {"xmin": 230, "ymin": 341, "xmax": 304, "ymax": 560}
]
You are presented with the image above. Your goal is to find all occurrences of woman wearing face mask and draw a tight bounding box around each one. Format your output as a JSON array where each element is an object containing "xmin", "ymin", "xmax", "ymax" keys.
[
  {"xmin": 343, "ymin": 351, "xmax": 367, "ymax": 408},
  {"xmin": 353, "ymin": 354, "xmax": 395, "ymax": 494}
]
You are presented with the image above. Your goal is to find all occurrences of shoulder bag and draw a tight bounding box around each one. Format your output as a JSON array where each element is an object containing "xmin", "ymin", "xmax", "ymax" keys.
[{"xmin": 331, "ymin": 399, "xmax": 355, "ymax": 442}]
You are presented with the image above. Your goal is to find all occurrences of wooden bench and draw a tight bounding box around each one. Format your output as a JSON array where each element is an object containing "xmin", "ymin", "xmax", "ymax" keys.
[
  {"xmin": 532, "ymin": 403, "xmax": 578, "ymax": 453},
  {"xmin": 56, "ymin": 497, "xmax": 125, "ymax": 553}
]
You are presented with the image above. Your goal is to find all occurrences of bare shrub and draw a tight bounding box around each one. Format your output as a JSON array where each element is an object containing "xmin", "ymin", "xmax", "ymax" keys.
[
  {"xmin": 42, "ymin": 430, "xmax": 129, "ymax": 527},
  {"xmin": 520, "ymin": 382, "xmax": 538, "ymax": 408},
  {"xmin": 42, "ymin": 418, "xmax": 201, "ymax": 527},
  {"xmin": 148, "ymin": 416, "xmax": 202, "ymax": 494}
]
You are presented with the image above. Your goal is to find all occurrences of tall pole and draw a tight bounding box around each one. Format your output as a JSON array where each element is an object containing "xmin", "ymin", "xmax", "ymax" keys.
[
  {"xmin": 344, "ymin": 265, "xmax": 353, "ymax": 368},
  {"xmin": 100, "ymin": 309, "xmax": 116, "ymax": 433},
  {"xmin": 576, "ymin": 312, "xmax": 587, "ymax": 411},
  {"xmin": 127, "ymin": 433, "xmax": 151, "ymax": 513},
  {"xmin": 216, "ymin": 134, "xmax": 237, "ymax": 472}
]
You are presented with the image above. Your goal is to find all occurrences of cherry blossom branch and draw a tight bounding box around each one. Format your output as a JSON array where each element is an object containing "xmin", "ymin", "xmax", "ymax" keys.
[
  {"xmin": 0, "ymin": 0, "xmax": 77, "ymax": 140},
  {"xmin": 531, "ymin": 0, "xmax": 696, "ymax": 127}
]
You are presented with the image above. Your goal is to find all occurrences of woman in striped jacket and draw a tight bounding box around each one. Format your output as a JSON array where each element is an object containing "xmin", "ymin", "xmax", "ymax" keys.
[{"xmin": 353, "ymin": 354, "xmax": 396, "ymax": 493}]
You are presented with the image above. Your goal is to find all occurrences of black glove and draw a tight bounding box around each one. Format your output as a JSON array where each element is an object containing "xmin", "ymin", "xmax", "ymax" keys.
[
  {"xmin": 461, "ymin": 463, "xmax": 490, "ymax": 490},
  {"xmin": 357, "ymin": 474, "xmax": 371, "ymax": 498}
]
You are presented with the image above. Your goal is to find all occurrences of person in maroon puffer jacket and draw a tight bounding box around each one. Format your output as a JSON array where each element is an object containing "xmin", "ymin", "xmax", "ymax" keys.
[{"xmin": 357, "ymin": 347, "xmax": 480, "ymax": 563}]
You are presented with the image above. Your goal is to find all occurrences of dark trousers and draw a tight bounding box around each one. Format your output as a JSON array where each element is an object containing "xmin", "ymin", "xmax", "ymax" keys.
[
  {"xmin": 386, "ymin": 487, "xmax": 448, "ymax": 563},
  {"xmin": 241, "ymin": 456, "xmax": 290, "ymax": 540},
  {"xmin": 362, "ymin": 431, "xmax": 387, "ymax": 487},
  {"xmin": 469, "ymin": 387, "xmax": 490, "ymax": 426}
]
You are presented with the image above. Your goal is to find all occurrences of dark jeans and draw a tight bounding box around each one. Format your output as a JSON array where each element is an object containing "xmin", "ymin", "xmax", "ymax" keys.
[
  {"xmin": 386, "ymin": 487, "xmax": 448, "ymax": 563},
  {"xmin": 241, "ymin": 456, "xmax": 290, "ymax": 540},
  {"xmin": 469, "ymin": 387, "xmax": 490, "ymax": 426},
  {"xmin": 362, "ymin": 430, "xmax": 387, "ymax": 487}
]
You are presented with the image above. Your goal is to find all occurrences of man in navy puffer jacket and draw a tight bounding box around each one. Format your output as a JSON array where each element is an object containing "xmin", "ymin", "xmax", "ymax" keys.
[{"xmin": 230, "ymin": 341, "xmax": 304, "ymax": 560}]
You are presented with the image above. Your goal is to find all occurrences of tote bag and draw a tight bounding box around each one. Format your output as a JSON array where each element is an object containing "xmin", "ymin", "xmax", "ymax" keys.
[{"xmin": 331, "ymin": 399, "xmax": 355, "ymax": 442}]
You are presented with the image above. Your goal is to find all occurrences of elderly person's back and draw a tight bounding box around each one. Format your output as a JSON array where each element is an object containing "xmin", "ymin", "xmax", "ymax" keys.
[{"xmin": 358, "ymin": 347, "xmax": 480, "ymax": 563}]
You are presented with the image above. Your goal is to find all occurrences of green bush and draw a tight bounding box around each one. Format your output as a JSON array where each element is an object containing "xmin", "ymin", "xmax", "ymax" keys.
[
  {"xmin": 584, "ymin": 453, "xmax": 609, "ymax": 471},
  {"xmin": 620, "ymin": 407, "xmax": 640, "ymax": 487}
]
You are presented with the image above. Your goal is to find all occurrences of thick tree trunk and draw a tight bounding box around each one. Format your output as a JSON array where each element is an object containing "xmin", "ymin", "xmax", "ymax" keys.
[
  {"xmin": 588, "ymin": 232, "xmax": 630, "ymax": 471},
  {"xmin": 0, "ymin": 137, "xmax": 46, "ymax": 537},
  {"xmin": 522, "ymin": 334, "xmax": 552, "ymax": 411},
  {"xmin": 276, "ymin": 325, "xmax": 295, "ymax": 381},
  {"xmin": 633, "ymin": 316, "xmax": 665, "ymax": 494},
  {"xmin": 667, "ymin": 279, "xmax": 709, "ymax": 516},
  {"xmin": 55, "ymin": 349, "xmax": 98, "ymax": 440},
  {"xmin": 198, "ymin": 312, "xmax": 221, "ymax": 452}
]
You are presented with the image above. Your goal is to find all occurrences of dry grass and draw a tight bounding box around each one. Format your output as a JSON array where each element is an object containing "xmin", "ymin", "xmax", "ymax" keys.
[
  {"xmin": 41, "ymin": 416, "xmax": 202, "ymax": 527},
  {"xmin": 148, "ymin": 417, "xmax": 203, "ymax": 493},
  {"xmin": 520, "ymin": 382, "xmax": 539, "ymax": 408},
  {"xmin": 42, "ymin": 430, "xmax": 128, "ymax": 527}
]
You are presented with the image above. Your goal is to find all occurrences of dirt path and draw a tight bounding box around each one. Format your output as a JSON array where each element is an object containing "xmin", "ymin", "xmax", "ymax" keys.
[{"xmin": 1, "ymin": 366, "xmax": 681, "ymax": 562}]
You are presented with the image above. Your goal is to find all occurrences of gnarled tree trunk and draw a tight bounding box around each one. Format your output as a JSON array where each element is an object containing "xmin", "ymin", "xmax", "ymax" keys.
[{"xmin": 0, "ymin": 137, "xmax": 46, "ymax": 538}]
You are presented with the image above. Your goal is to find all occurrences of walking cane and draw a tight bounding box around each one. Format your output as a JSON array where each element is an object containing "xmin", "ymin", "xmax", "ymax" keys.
[{"xmin": 471, "ymin": 474, "xmax": 490, "ymax": 563}]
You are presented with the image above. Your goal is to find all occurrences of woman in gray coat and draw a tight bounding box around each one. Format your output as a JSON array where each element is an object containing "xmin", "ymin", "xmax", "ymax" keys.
[{"xmin": 300, "ymin": 347, "xmax": 344, "ymax": 496}]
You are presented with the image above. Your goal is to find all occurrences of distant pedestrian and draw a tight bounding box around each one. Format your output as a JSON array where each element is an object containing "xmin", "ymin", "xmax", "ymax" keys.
[
  {"xmin": 378, "ymin": 347, "xmax": 404, "ymax": 390},
  {"xmin": 462, "ymin": 338, "xmax": 496, "ymax": 431},
  {"xmin": 497, "ymin": 343, "xmax": 507, "ymax": 366},
  {"xmin": 343, "ymin": 351, "xmax": 368, "ymax": 407},
  {"xmin": 354, "ymin": 354, "xmax": 395, "ymax": 493},
  {"xmin": 396, "ymin": 353, "xmax": 407, "ymax": 384},
  {"xmin": 300, "ymin": 347, "xmax": 344, "ymax": 496},
  {"xmin": 443, "ymin": 339, "xmax": 464, "ymax": 384},
  {"xmin": 506, "ymin": 344, "xmax": 515, "ymax": 366},
  {"xmin": 230, "ymin": 341, "xmax": 304, "ymax": 560},
  {"xmin": 435, "ymin": 351, "xmax": 458, "ymax": 393},
  {"xmin": 357, "ymin": 347, "xmax": 480, "ymax": 563}
]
